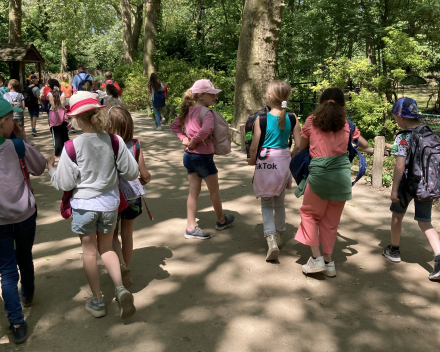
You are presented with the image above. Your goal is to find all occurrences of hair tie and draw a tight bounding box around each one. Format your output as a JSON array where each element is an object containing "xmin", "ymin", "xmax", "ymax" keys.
[
  {"xmin": 107, "ymin": 105, "xmax": 120, "ymax": 116},
  {"xmin": 281, "ymin": 101, "xmax": 287, "ymax": 109},
  {"xmin": 328, "ymin": 100, "xmax": 335, "ymax": 103},
  {"xmin": 53, "ymin": 86, "xmax": 60, "ymax": 92}
]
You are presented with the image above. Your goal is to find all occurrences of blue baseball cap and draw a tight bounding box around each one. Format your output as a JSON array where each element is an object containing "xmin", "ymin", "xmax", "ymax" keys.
[
  {"xmin": 392, "ymin": 97, "xmax": 425, "ymax": 119},
  {"xmin": 0, "ymin": 97, "xmax": 23, "ymax": 119}
]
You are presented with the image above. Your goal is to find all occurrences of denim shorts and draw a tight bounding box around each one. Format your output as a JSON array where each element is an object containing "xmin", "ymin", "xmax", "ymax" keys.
[
  {"xmin": 28, "ymin": 107, "xmax": 40, "ymax": 118},
  {"xmin": 71, "ymin": 209, "xmax": 118, "ymax": 234},
  {"xmin": 390, "ymin": 185, "xmax": 433, "ymax": 222},
  {"xmin": 183, "ymin": 152, "xmax": 218, "ymax": 179}
]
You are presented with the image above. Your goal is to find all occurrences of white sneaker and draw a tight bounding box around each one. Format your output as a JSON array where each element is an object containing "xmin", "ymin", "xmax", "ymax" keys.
[
  {"xmin": 275, "ymin": 232, "xmax": 284, "ymax": 248},
  {"xmin": 323, "ymin": 261, "xmax": 337, "ymax": 277},
  {"xmin": 161, "ymin": 117, "xmax": 165, "ymax": 122},
  {"xmin": 155, "ymin": 126, "xmax": 162, "ymax": 131},
  {"xmin": 302, "ymin": 256, "xmax": 326, "ymax": 274}
]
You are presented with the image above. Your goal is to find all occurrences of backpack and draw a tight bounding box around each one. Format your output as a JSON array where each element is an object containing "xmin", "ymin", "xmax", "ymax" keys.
[
  {"xmin": 290, "ymin": 120, "xmax": 367, "ymax": 186},
  {"xmin": 23, "ymin": 86, "xmax": 38, "ymax": 108},
  {"xmin": 11, "ymin": 138, "xmax": 32, "ymax": 193},
  {"xmin": 153, "ymin": 90, "xmax": 166, "ymax": 108},
  {"xmin": 4, "ymin": 93, "xmax": 24, "ymax": 121},
  {"xmin": 400, "ymin": 125, "xmax": 440, "ymax": 200},
  {"xmin": 245, "ymin": 108, "xmax": 297, "ymax": 159},
  {"xmin": 77, "ymin": 73, "xmax": 92, "ymax": 91},
  {"xmin": 163, "ymin": 84, "xmax": 168, "ymax": 99},
  {"xmin": 49, "ymin": 109, "xmax": 68, "ymax": 128},
  {"xmin": 199, "ymin": 107, "xmax": 232, "ymax": 155},
  {"xmin": 103, "ymin": 80, "xmax": 115, "ymax": 87},
  {"xmin": 60, "ymin": 134, "xmax": 129, "ymax": 219}
]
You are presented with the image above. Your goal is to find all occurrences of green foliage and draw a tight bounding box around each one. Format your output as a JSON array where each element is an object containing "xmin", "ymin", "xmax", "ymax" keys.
[{"xmin": 363, "ymin": 154, "xmax": 396, "ymax": 188}]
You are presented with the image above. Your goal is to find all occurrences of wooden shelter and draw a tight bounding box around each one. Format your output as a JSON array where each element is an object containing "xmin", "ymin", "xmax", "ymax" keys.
[{"xmin": 0, "ymin": 43, "xmax": 45, "ymax": 89}]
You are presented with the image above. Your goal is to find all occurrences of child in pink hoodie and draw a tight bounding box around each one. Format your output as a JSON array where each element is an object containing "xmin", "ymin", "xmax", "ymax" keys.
[{"xmin": 170, "ymin": 79, "xmax": 234, "ymax": 240}]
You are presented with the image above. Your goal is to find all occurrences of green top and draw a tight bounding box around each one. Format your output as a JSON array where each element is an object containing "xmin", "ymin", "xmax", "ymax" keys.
[
  {"xmin": 0, "ymin": 136, "xmax": 5, "ymax": 145},
  {"xmin": 262, "ymin": 113, "xmax": 292, "ymax": 149},
  {"xmin": 295, "ymin": 153, "xmax": 352, "ymax": 201}
]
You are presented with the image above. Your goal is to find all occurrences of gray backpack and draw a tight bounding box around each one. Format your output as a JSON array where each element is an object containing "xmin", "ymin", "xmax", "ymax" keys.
[
  {"xmin": 402, "ymin": 125, "xmax": 440, "ymax": 200},
  {"xmin": 4, "ymin": 92, "xmax": 24, "ymax": 125}
]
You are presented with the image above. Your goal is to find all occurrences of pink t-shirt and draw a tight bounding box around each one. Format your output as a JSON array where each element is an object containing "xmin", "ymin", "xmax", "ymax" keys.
[
  {"xmin": 301, "ymin": 116, "xmax": 361, "ymax": 159},
  {"xmin": 170, "ymin": 106, "xmax": 215, "ymax": 154}
]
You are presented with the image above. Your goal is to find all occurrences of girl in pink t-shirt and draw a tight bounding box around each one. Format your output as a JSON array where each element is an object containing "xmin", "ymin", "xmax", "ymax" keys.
[
  {"xmin": 295, "ymin": 88, "xmax": 368, "ymax": 277},
  {"xmin": 170, "ymin": 79, "xmax": 235, "ymax": 240}
]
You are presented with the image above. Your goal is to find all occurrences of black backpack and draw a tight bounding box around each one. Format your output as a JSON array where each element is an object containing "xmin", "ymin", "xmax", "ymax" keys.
[
  {"xmin": 77, "ymin": 73, "xmax": 92, "ymax": 91},
  {"xmin": 23, "ymin": 86, "xmax": 38, "ymax": 108}
]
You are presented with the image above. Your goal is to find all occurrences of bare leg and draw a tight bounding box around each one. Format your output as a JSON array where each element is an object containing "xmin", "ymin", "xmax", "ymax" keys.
[
  {"xmin": 391, "ymin": 213, "xmax": 405, "ymax": 246},
  {"xmin": 204, "ymin": 174, "xmax": 225, "ymax": 223},
  {"xmin": 79, "ymin": 232, "xmax": 101, "ymax": 299},
  {"xmin": 30, "ymin": 117, "xmax": 36, "ymax": 130},
  {"xmin": 419, "ymin": 222, "xmax": 440, "ymax": 254},
  {"xmin": 97, "ymin": 231, "xmax": 123, "ymax": 287},
  {"xmin": 187, "ymin": 173, "xmax": 202, "ymax": 231},
  {"xmin": 112, "ymin": 220, "xmax": 126, "ymax": 268},
  {"xmin": 311, "ymin": 246, "xmax": 321, "ymax": 259},
  {"xmin": 120, "ymin": 219, "xmax": 135, "ymax": 266},
  {"xmin": 323, "ymin": 253, "xmax": 332, "ymax": 262}
]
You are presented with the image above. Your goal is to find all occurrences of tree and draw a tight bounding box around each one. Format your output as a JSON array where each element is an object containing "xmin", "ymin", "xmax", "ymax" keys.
[
  {"xmin": 8, "ymin": 0, "xmax": 22, "ymax": 43},
  {"xmin": 143, "ymin": 0, "xmax": 161, "ymax": 77},
  {"xmin": 121, "ymin": 0, "xmax": 134, "ymax": 63},
  {"xmin": 232, "ymin": 0, "xmax": 285, "ymax": 126}
]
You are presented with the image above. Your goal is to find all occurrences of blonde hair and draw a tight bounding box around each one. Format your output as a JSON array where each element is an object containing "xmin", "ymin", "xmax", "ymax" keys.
[
  {"xmin": 62, "ymin": 73, "xmax": 69, "ymax": 82},
  {"xmin": 107, "ymin": 107, "xmax": 134, "ymax": 143},
  {"xmin": 73, "ymin": 108, "xmax": 109, "ymax": 131},
  {"xmin": 266, "ymin": 80, "xmax": 292, "ymax": 130},
  {"xmin": 179, "ymin": 89, "xmax": 200, "ymax": 125}
]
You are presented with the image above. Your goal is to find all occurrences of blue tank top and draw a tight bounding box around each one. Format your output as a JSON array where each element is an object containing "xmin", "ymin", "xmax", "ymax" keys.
[{"xmin": 262, "ymin": 113, "xmax": 292, "ymax": 149}]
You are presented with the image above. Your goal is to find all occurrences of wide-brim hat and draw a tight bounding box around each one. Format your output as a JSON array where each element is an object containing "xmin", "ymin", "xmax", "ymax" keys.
[
  {"xmin": 191, "ymin": 79, "xmax": 222, "ymax": 94},
  {"xmin": 0, "ymin": 98, "xmax": 23, "ymax": 118},
  {"xmin": 67, "ymin": 91, "xmax": 104, "ymax": 116},
  {"xmin": 392, "ymin": 97, "xmax": 426, "ymax": 119}
]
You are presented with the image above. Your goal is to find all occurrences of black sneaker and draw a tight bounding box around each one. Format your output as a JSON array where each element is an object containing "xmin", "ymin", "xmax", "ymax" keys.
[
  {"xmin": 31, "ymin": 129, "xmax": 38, "ymax": 136},
  {"xmin": 429, "ymin": 260, "xmax": 440, "ymax": 281},
  {"xmin": 215, "ymin": 214, "xmax": 235, "ymax": 231},
  {"xmin": 382, "ymin": 245, "xmax": 401, "ymax": 263},
  {"xmin": 10, "ymin": 321, "xmax": 27, "ymax": 344},
  {"xmin": 21, "ymin": 294, "xmax": 33, "ymax": 307},
  {"xmin": 184, "ymin": 226, "xmax": 211, "ymax": 240}
]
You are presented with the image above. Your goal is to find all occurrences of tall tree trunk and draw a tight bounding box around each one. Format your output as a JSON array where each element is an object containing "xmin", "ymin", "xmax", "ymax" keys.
[
  {"xmin": 232, "ymin": 0, "xmax": 285, "ymax": 127},
  {"xmin": 8, "ymin": 0, "xmax": 22, "ymax": 43},
  {"xmin": 366, "ymin": 37, "xmax": 376, "ymax": 66},
  {"xmin": 132, "ymin": 3, "xmax": 144, "ymax": 52},
  {"xmin": 143, "ymin": 0, "xmax": 161, "ymax": 77},
  {"xmin": 60, "ymin": 40, "xmax": 68, "ymax": 72},
  {"xmin": 121, "ymin": 0, "xmax": 134, "ymax": 63}
]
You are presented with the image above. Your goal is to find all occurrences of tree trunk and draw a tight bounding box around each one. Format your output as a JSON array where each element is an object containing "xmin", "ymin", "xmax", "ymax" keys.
[
  {"xmin": 8, "ymin": 0, "xmax": 22, "ymax": 43},
  {"xmin": 121, "ymin": 0, "xmax": 134, "ymax": 63},
  {"xmin": 232, "ymin": 0, "xmax": 285, "ymax": 127},
  {"xmin": 366, "ymin": 37, "xmax": 376, "ymax": 66},
  {"xmin": 132, "ymin": 3, "xmax": 144, "ymax": 52},
  {"xmin": 60, "ymin": 40, "xmax": 68, "ymax": 72},
  {"xmin": 143, "ymin": 0, "xmax": 161, "ymax": 77}
]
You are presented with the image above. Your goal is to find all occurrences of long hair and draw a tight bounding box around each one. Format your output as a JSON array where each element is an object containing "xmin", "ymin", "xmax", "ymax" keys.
[
  {"xmin": 48, "ymin": 79, "xmax": 62, "ymax": 107},
  {"xmin": 312, "ymin": 88, "xmax": 346, "ymax": 132},
  {"xmin": 107, "ymin": 107, "xmax": 134, "ymax": 143},
  {"xmin": 148, "ymin": 73, "xmax": 161, "ymax": 92},
  {"xmin": 179, "ymin": 89, "xmax": 200, "ymax": 126},
  {"xmin": 106, "ymin": 84, "xmax": 119, "ymax": 98},
  {"xmin": 266, "ymin": 80, "xmax": 291, "ymax": 130},
  {"xmin": 74, "ymin": 108, "xmax": 109, "ymax": 131}
]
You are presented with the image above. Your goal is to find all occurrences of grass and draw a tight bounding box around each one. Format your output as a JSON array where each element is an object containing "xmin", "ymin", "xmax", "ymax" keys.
[{"xmin": 396, "ymin": 82, "xmax": 438, "ymax": 112}]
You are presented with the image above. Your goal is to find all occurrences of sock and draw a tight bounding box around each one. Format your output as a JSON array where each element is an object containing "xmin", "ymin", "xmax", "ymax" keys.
[
  {"xmin": 312, "ymin": 256, "xmax": 317, "ymax": 260},
  {"xmin": 435, "ymin": 253, "xmax": 440, "ymax": 262},
  {"xmin": 391, "ymin": 245, "xmax": 399, "ymax": 250},
  {"xmin": 325, "ymin": 261, "xmax": 329, "ymax": 264}
]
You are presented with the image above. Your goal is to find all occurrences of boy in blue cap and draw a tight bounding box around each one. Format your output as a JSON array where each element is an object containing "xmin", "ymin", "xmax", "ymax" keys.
[
  {"xmin": 383, "ymin": 97, "xmax": 440, "ymax": 281},
  {"xmin": 0, "ymin": 99, "xmax": 46, "ymax": 343}
]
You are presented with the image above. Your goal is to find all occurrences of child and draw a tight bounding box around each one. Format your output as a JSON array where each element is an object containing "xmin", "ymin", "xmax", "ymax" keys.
[
  {"xmin": 383, "ymin": 97, "xmax": 440, "ymax": 281},
  {"xmin": 147, "ymin": 73, "xmax": 165, "ymax": 131},
  {"xmin": 0, "ymin": 99, "xmax": 46, "ymax": 343},
  {"xmin": 3, "ymin": 79, "xmax": 25, "ymax": 127},
  {"xmin": 170, "ymin": 79, "xmax": 235, "ymax": 239},
  {"xmin": 47, "ymin": 92, "xmax": 139, "ymax": 319},
  {"xmin": 247, "ymin": 81, "xmax": 301, "ymax": 261},
  {"xmin": 41, "ymin": 78, "xmax": 52, "ymax": 114},
  {"xmin": 0, "ymin": 75, "xmax": 9, "ymax": 97},
  {"xmin": 46, "ymin": 79, "xmax": 69, "ymax": 156},
  {"xmin": 25, "ymin": 75, "xmax": 43, "ymax": 136},
  {"xmin": 92, "ymin": 80, "xmax": 106, "ymax": 105},
  {"xmin": 104, "ymin": 84, "xmax": 136, "ymax": 110},
  {"xmin": 107, "ymin": 107, "xmax": 152, "ymax": 288},
  {"xmin": 295, "ymin": 88, "xmax": 368, "ymax": 276},
  {"xmin": 60, "ymin": 73, "xmax": 73, "ymax": 108},
  {"xmin": 102, "ymin": 71, "xmax": 122, "ymax": 96}
]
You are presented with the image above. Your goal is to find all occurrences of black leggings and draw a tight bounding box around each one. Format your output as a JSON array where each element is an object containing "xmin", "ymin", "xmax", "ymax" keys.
[{"xmin": 51, "ymin": 122, "xmax": 69, "ymax": 157}]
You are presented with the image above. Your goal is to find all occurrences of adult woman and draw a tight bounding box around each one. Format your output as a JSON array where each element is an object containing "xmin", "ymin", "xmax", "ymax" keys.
[{"xmin": 147, "ymin": 73, "xmax": 165, "ymax": 131}]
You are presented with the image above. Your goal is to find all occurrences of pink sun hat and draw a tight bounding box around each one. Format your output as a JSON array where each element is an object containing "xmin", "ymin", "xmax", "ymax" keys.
[
  {"xmin": 67, "ymin": 91, "xmax": 104, "ymax": 116},
  {"xmin": 191, "ymin": 79, "xmax": 222, "ymax": 94}
]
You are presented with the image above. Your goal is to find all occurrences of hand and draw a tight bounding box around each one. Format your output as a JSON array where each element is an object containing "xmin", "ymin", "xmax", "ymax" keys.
[
  {"xmin": 182, "ymin": 137, "xmax": 190, "ymax": 147},
  {"xmin": 247, "ymin": 158, "xmax": 256, "ymax": 166},
  {"xmin": 139, "ymin": 176, "xmax": 150, "ymax": 185},
  {"xmin": 13, "ymin": 122, "xmax": 26, "ymax": 140},
  {"xmin": 187, "ymin": 141, "xmax": 197, "ymax": 150},
  {"xmin": 47, "ymin": 153, "xmax": 56, "ymax": 170},
  {"xmin": 291, "ymin": 146, "xmax": 300, "ymax": 158},
  {"xmin": 390, "ymin": 190, "xmax": 399, "ymax": 203}
]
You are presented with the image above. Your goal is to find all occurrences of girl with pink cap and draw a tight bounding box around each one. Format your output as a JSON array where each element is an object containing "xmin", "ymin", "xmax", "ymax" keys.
[{"xmin": 170, "ymin": 79, "xmax": 235, "ymax": 239}]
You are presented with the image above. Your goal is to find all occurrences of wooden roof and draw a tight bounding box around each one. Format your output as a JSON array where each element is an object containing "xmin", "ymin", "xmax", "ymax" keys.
[{"xmin": 0, "ymin": 43, "xmax": 45, "ymax": 63}]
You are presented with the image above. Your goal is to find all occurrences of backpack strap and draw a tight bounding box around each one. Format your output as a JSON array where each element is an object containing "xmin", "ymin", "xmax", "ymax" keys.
[
  {"xmin": 132, "ymin": 139, "xmax": 141, "ymax": 162},
  {"xmin": 198, "ymin": 107, "xmax": 215, "ymax": 145},
  {"xmin": 257, "ymin": 113, "xmax": 267, "ymax": 159},
  {"xmin": 64, "ymin": 140, "xmax": 77, "ymax": 163},
  {"xmin": 4, "ymin": 92, "xmax": 11, "ymax": 101},
  {"xmin": 287, "ymin": 112, "xmax": 296, "ymax": 148},
  {"xmin": 109, "ymin": 133, "xmax": 119, "ymax": 156},
  {"xmin": 11, "ymin": 138, "xmax": 32, "ymax": 192},
  {"xmin": 11, "ymin": 138, "xmax": 26, "ymax": 158}
]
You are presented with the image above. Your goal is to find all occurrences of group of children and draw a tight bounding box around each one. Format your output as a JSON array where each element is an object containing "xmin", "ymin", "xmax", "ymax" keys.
[{"xmin": 1, "ymin": 75, "xmax": 440, "ymax": 345}]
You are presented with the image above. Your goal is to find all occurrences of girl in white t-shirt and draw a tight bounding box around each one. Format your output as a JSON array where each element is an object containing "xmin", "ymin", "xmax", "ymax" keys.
[{"xmin": 47, "ymin": 79, "xmax": 69, "ymax": 156}]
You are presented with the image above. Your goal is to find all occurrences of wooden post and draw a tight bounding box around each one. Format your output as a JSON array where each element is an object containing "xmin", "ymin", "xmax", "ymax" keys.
[
  {"xmin": 239, "ymin": 124, "xmax": 246, "ymax": 152},
  {"xmin": 372, "ymin": 136, "xmax": 385, "ymax": 188}
]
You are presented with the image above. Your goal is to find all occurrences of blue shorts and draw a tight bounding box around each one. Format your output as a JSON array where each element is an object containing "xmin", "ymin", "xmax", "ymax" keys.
[
  {"xmin": 183, "ymin": 152, "xmax": 218, "ymax": 179},
  {"xmin": 390, "ymin": 184, "xmax": 433, "ymax": 222},
  {"xmin": 71, "ymin": 209, "xmax": 118, "ymax": 235},
  {"xmin": 28, "ymin": 107, "xmax": 39, "ymax": 118}
]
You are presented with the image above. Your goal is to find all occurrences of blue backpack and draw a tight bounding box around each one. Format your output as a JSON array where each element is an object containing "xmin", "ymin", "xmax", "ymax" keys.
[
  {"xmin": 290, "ymin": 120, "xmax": 367, "ymax": 186},
  {"xmin": 153, "ymin": 90, "xmax": 166, "ymax": 109}
]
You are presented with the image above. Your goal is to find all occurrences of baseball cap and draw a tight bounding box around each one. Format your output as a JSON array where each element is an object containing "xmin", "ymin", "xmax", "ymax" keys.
[
  {"xmin": 392, "ymin": 97, "xmax": 425, "ymax": 119},
  {"xmin": 191, "ymin": 79, "xmax": 222, "ymax": 94},
  {"xmin": 0, "ymin": 97, "xmax": 23, "ymax": 119},
  {"xmin": 29, "ymin": 75, "xmax": 38, "ymax": 80},
  {"xmin": 67, "ymin": 91, "xmax": 104, "ymax": 116}
]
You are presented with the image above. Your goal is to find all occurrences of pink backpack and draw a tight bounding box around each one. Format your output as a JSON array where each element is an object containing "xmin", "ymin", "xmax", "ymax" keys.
[
  {"xmin": 199, "ymin": 107, "xmax": 231, "ymax": 155},
  {"xmin": 60, "ymin": 134, "xmax": 129, "ymax": 219},
  {"xmin": 49, "ymin": 109, "xmax": 68, "ymax": 128}
]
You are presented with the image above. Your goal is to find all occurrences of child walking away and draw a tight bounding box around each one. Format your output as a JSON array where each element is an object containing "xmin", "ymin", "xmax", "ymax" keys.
[
  {"xmin": 102, "ymin": 71, "xmax": 122, "ymax": 96},
  {"xmin": 23, "ymin": 75, "xmax": 43, "ymax": 136},
  {"xmin": 295, "ymin": 88, "xmax": 368, "ymax": 276},
  {"xmin": 147, "ymin": 73, "xmax": 165, "ymax": 131},
  {"xmin": 384, "ymin": 97, "xmax": 440, "ymax": 281},
  {"xmin": 92, "ymin": 81, "xmax": 106, "ymax": 105},
  {"xmin": 0, "ymin": 75, "xmax": 9, "ymax": 98},
  {"xmin": 107, "ymin": 107, "xmax": 152, "ymax": 288},
  {"xmin": 248, "ymin": 81, "xmax": 301, "ymax": 261},
  {"xmin": 60, "ymin": 73, "xmax": 73, "ymax": 108},
  {"xmin": 47, "ymin": 79, "xmax": 69, "ymax": 156},
  {"xmin": 170, "ymin": 79, "xmax": 234, "ymax": 239},
  {"xmin": 0, "ymin": 99, "xmax": 46, "ymax": 343},
  {"xmin": 47, "ymin": 92, "xmax": 139, "ymax": 319},
  {"xmin": 3, "ymin": 79, "xmax": 25, "ymax": 127},
  {"xmin": 41, "ymin": 78, "xmax": 52, "ymax": 114},
  {"xmin": 104, "ymin": 84, "xmax": 136, "ymax": 110}
]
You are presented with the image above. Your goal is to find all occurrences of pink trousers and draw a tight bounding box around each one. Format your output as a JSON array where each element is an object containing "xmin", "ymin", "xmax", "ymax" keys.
[{"xmin": 295, "ymin": 184, "xmax": 346, "ymax": 254}]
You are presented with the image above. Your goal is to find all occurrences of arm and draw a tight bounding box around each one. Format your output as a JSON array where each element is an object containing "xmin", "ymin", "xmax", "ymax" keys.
[
  {"xmin": 115, "ymin": 137, "xmax": 139, "ymax": 181},
  {"xmin": 358, "ymin": 135, "xmax": 368, "ymax": 149},
  {"xmin": 48, "ymin": 94, "xmax": 55, "ymax": 106},
  {"xmin": 21, "ymin": 99, "xmax": 25, "ymax": 110},
  {"xmin": 299, "ymin": 136, "xmax": 310, "ymax": 152},
  {"xmin": 71, "ymin": 75, "xmax": 79, "ymax": 91},
  {"xmin": 138, "ymin": 148, "xmax": 152, "ymax": 185},
  {"xmin": 60, "ymin": 95, "xmax": 66, "ymax": 108},
  {"xmin": 390, "ymin": 156, "xmax": 406, "ymax": 203},
  {"xmin": 291, "ymin": 115, "xmax": 301, "ymax": 157},
  {"xmin": 248, "ymin": 116, "xmax": 261, "ymax": 166},
  {"xmin": 22, "ymin": 141, "xmax": 46, "ymax": 176},
  {"xmin": 190, "ymin": 110, "xmax": 214, "ymax": 145},
  {"xmin": 47, "ymin": 150, "xmax": 79, "ymax": 191}
]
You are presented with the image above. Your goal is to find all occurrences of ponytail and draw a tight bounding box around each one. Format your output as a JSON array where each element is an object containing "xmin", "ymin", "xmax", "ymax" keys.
[
  {"xmin": 52, "ymin": 88, "xmax": 61, "ymax": 108},
  {"xmin": 266, "ymin": 80, "xmax": 291, "ymax": 130},
  {"xmin": 279, "ymin": 108, "xmax": 286, "ymax": 130},
  {"xmin": 312, "ymin": 88, "xmax": 346, "ymax": 132},
  {"xmin": 179, "ymin": 89, "xmax": 195, "ymax": 126}
]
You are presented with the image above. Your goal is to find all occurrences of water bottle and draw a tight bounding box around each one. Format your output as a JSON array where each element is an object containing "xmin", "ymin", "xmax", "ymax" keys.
[{"xmin": 245, "ymin": 131, "xmax": 253, "ymax": 158}]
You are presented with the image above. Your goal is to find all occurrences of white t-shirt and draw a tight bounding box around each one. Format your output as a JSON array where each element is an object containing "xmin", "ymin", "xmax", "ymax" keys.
[
  {"xmin": 70, "ymin": 186, "xmax": 120, "ymax": 212},
  {"xmin": 3, "ymin": 91, "xmax": 24, "ymax": 103}
]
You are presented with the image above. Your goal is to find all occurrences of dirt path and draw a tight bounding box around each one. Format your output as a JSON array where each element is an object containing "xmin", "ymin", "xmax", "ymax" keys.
[{"xmin": 1, "ymin": 113, "xmax": 440, "ymax": 352}]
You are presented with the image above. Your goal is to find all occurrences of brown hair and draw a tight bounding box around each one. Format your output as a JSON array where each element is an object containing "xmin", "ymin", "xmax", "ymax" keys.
[
  {"xmin": 93, "ymin": 80, "xmax": 102, "ymax": 90},
  {"xmin": 8, "ymin": 79, "xmax": 20, "ymax": 91},
  {"xmin": 312, "ymin": 88, "xmax": 346, "ymax": 132},
  {"xmin": 266, "ymin": 80, "xmax": 292, "ymax": 130},
  {"xmin": 107, "ymin": 107, "xmax": 134, "ymax": 143},
  {"xmin": 106, "ymin": 84, "xmax": 119, "ymax": 98},
  {"xmin": 105, "ymin": 71, "xmax": 113, "ymax": 79},
  {"xmin": 0, "ymin": 75, "xmax": 5, "ymax": 85},
  {"xmin": 61, "ymin": 73, "xmax": 69, "ymax": 82},
  {"xmin": 74, "ymin": 108, "xmax": 109, "ymax": 131},
  {"xmin": 78, "ymin": 64, "xmax": 86, "ymax": 71},
  {"xmin": 48, "ymin": 79, "xmax": 62, "ymax": 107},
  {"xmin": 148, "ymin": 73, "xmax": 161, "ymax": 93},
  {"xmin": 179, "ymin": 89, "xmax": 201, "ymax": 126}
]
